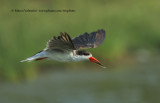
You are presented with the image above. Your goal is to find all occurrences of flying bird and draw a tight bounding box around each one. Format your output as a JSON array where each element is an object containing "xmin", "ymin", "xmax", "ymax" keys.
[{"xmin": 21, "ymin": 29, "xmax": 106, "ymax": 68}]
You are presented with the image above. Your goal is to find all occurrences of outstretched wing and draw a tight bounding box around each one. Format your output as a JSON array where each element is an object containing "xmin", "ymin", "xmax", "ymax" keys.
[
  {"xmin": 72, "ymin": 29, "xmax": 106, "ymax": 50},
  {"xmin": 45, "ymin": 32, "xmax": 75, "ymax": 51}
]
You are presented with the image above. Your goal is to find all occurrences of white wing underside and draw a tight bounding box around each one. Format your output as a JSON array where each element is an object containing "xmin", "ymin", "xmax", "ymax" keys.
[{"xmin": 20, "ymin": 51, "xmax": 47, "ymax": 62}]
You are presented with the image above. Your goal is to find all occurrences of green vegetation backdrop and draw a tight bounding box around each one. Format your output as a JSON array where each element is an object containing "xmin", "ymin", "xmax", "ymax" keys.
[{"xmin": 0, "ymin": 0, "xmax": 160, "ymax": 82}]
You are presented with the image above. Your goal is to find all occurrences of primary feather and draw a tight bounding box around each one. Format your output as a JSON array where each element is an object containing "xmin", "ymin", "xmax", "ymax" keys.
[{"xmin": 72, "ymin": 29, "xmax": 106, "ymax": 50}]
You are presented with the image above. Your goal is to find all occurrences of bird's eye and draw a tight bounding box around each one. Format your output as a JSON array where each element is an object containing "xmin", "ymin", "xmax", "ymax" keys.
[
  {"xmin": 83, "ymin": 52, "xmax": 89, "ymax": 56},
  {"xmin": 76, "ymin": 50, "xmax": 90, "ymax": 56}
]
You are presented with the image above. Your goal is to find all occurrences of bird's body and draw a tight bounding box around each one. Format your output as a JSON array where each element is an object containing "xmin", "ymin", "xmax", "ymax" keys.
[
  {"xmin": 21, "ymin": 29, "xmax": 106, "ymax": 68},
  {"xmin": 48, "ymin": 50, "xmax": 91, "ymax": 62},
  {"xmin": 21, "ymin": 50, "xmax": 91, "ymax": 62}
]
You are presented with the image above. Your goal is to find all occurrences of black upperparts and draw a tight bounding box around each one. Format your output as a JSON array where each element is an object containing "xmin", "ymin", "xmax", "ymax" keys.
[
  {"xmin": 76, "ymin": 50, "xmax": 91, "ymax": 56},
  {"xmin": 72, "ymin": 29, "xmax": 106, "ymax": 50}
]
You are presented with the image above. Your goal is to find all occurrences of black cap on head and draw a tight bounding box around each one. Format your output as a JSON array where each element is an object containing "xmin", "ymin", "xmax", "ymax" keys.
[{"xmin": 76, "ymin": 50, "xmax": 91, "ymax": 56}]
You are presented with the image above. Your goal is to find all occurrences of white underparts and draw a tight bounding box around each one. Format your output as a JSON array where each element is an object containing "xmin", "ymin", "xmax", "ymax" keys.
[{"xmin": 20, "ymin": 50, "xmax": 92, "ymax": 62}]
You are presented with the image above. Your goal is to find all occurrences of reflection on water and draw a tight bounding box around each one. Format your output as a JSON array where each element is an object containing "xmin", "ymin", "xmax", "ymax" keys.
[{"xmin": 0, "ymin": 63, "xmax": 160, "ymax": 103}]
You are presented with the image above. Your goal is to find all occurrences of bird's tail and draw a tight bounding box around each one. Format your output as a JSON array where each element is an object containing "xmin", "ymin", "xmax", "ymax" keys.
[{"xmin": 20, "ymin": 51, "xmax": 48, "ymax": 62}]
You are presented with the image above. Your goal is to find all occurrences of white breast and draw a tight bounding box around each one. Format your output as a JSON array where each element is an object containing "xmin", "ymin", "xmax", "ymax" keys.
[
  {"xmin": 46, "ymin": 50, "xmax": 90, "ymax": 62},
  {"xmin": 47, "ymin": 51, "xmax": 72, "ymax": 62}
]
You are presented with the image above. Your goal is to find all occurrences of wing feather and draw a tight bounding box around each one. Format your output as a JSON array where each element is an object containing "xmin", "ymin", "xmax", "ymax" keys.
[
  {"xmin": 45, "ymin": 32, "xmax": 75, "ymax": 51},
  {"xmin": 72, "ymin": 29, "xmax": 106, "ymax": 50}
]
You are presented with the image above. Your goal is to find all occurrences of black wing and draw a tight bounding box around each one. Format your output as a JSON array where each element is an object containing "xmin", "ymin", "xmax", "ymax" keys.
[
  {"xmin": 72, "ymin": 29, "xmax": 106, "ymax": 50},
  {"xmin": 45, "ymin": 32, "xmax": 75, "ymax": 51}
]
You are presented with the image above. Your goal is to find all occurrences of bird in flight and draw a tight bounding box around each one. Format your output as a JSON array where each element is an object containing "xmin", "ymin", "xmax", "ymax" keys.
[{"xmin": 21, "ymin": 29, "xmax": 106, "ymax": 68}]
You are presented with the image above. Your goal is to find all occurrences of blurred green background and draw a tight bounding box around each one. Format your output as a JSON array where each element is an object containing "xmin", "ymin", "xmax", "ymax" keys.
[{"xmin": 0, "ymin": 0, "xmax": 160, "ymax": 102}]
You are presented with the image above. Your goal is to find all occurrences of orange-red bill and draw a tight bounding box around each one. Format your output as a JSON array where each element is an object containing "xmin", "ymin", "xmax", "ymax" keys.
[{"xmin": 89, "ymin": 57, "xmax": 106, "ymax": 68}]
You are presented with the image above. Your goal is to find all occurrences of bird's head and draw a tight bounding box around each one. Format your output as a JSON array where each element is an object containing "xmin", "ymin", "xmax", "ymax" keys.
[{"xmin": 76, "ymin": 50, "xmax": 106, "ymax": 68}]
